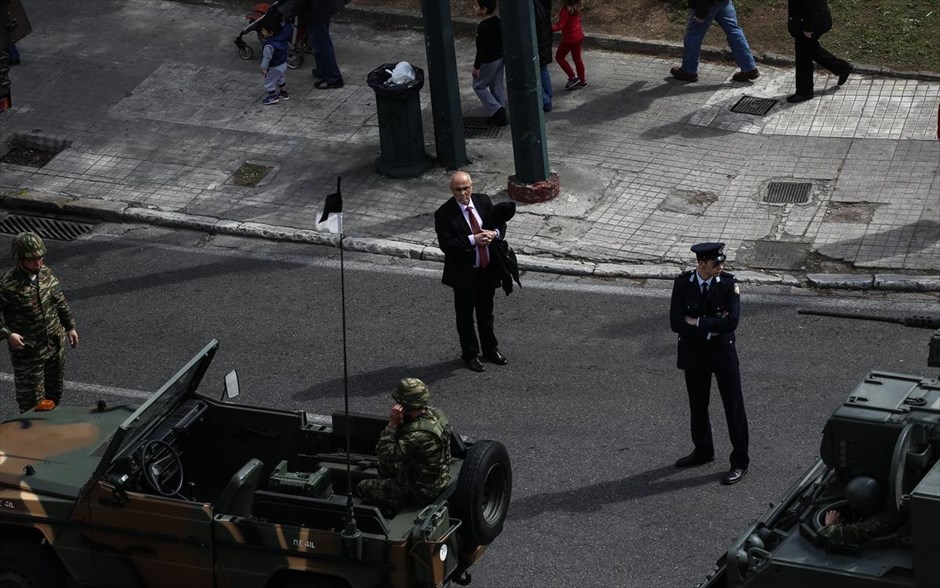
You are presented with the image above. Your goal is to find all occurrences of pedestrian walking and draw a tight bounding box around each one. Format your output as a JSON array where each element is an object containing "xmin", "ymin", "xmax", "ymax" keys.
[
  {"xmin": 356, "ymin": 378, "xmax": 452, "ymax": 515},
  {"xmin": 670, "ymin": 0, "xmax": 759, "ymax": 83},
  {"xmin": 669, "ymin": 242, "xmax": 749, "ymax": 485},
  {"xmin": 786, "ymin": 0, "xmax": 852, "ymax": 103},
  {"xmin": 287, "ymin": 0, "xmax": 346, "ymax": 89},
  {"xmin": 553, "ymin": 0, "xmax": 587, "ymax": 90},
  {"xmin": 470, "ymin": 0, "xmax": 507, "ymax": 126},
  {"xmin": 434, "ymin": 171, "xmax": 509, "ymax": 373},
  {"xmin": 0, "ymin": 233, "xmax": 78, "ymax": 413},
  {"xmin": 533, "ymin": 0, "xmax": 554, "ymax": 112},
  {"xmin": 258, "ymin": 17, "xmax": 292, "ymax": 105}
]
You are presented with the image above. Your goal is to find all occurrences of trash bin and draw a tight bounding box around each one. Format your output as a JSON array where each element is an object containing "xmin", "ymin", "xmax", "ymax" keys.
[{"xmin": 367, "ymin": 62, "xmax": 434, "ymax": 179}]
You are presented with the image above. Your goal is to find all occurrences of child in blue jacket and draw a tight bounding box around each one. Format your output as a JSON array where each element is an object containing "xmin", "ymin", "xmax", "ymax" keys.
[{"xmin": 259, "ymin": 17, "xmax": 293, "ymax": 105}]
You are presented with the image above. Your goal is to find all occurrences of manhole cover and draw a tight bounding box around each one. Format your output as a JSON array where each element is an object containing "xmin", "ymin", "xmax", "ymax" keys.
[
  {"xmin": 747, "ymin": 240, "xmax": 809, "ymax": 270},
  {"xmin": 227, "ymin": 163, "xmax": 273, "ymax": 187},
  {"xmin": 730, "ymin": 96, "xmax": 777, "ymax": 116},
  {"xmin": 463, "ymin": 117, "xmax": 502, "ymax": 139},
  {"xmin": 0, "ymin": 214, "xmax": 95, "ymax": 241},
  {"xmin": 764, "ymin": 182, "xmax": 812, "ymax": 204},
  {"xmin": 0, "ymin": 146, "xmax": 58, "ymax": 168}
]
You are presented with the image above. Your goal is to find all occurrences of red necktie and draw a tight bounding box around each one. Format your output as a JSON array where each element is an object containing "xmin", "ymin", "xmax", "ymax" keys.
[{"xmin": 466, "ymin": 205, "xmax": 489, "ymax": 269}]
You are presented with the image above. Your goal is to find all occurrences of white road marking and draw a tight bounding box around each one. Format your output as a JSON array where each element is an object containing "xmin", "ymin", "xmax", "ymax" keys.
[{"xmin": 0, "ymin": 372, "xmax": 150, "ymax": 399}]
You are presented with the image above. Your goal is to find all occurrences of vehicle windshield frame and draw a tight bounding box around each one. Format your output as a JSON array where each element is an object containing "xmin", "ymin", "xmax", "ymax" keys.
[{"xmin": 93, "ymin": 340, "xmax": 218, "ymax": 477}]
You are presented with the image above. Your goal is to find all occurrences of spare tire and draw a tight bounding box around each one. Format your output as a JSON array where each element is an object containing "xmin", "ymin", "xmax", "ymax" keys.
[{"xmin": 450, "ymin": 440, "xmax": 512, "ymax": 546}]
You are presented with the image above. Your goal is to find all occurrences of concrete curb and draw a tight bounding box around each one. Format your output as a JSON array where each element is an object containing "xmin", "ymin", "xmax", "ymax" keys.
[
  {"xmin": 2, "ymin": 190, "xmax": 938, "ymax": 293},
  {"xmin": 341, "ymin": 5, "xmax": 940, "ymax": 82}
]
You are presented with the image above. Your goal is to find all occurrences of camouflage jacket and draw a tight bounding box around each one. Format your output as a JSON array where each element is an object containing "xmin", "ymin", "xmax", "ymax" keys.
[
  {"xmin": 0, "ymin": 265, "xmax": 76, "ymax": 352},
  {"xmin": 818, "ymin": 511, "xmax": 901, "ymax": 546},
  {"xmin": 376, "ymin": 406, "xmax": 452, "ymax": 500}
]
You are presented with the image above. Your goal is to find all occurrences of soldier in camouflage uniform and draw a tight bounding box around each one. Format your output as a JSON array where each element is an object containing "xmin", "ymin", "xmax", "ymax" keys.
[
  {"xmin": 357, "ymin": 378, "xmax": 452, "ymax": 514},
  {"xmin": 819, "ymin": 475, "xmax": 903, "ymax": 546},
  {"xmin": 0, "ymin": 232, "xmax": 79, "ymax": 412}
]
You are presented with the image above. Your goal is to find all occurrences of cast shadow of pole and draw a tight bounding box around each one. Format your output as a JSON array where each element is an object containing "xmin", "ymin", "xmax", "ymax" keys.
[{"xmin": 508, "ymin": 464, "xmax": 718, "ymax": 521}]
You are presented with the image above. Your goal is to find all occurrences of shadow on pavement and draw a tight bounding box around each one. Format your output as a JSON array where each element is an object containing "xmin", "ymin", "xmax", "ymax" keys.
[{"xmin": 508, "ymin": 464, "xmax": 717, "ymax": 520}]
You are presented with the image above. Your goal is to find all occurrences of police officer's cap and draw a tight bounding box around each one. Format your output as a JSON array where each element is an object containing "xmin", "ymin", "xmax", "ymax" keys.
[{"xmin": 691, "ymin": 242, "xmax": 726, "ymax": 263}]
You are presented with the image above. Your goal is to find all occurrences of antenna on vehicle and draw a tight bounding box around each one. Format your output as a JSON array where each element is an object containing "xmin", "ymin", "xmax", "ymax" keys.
[{"xmin": 319, "ymin": 177, "xmax": 362, "ymax": 559}]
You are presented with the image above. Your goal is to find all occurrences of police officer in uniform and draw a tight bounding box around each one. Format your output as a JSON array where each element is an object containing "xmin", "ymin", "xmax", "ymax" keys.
[
  {"xmin": 670, "ymin": 242, "xmax": 749, "ymax": 485},
  {"xmin": 0, "ymin": 232, "xmax": 78, "ymax": 412},
  {"xmin": 357, "ymin": 378, "xmax": 452, "ymax": 514}
]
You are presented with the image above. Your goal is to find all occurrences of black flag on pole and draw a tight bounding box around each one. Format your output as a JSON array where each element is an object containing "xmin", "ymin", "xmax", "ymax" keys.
[{"xmin": 318, "ymin": 177, "xmax": 343, "ymax": 234}]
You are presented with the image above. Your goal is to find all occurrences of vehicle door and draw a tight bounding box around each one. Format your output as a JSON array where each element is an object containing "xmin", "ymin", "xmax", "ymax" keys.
[{"xmin": 86, "ymin": 480, "xmax": 214, "ymax": 587}]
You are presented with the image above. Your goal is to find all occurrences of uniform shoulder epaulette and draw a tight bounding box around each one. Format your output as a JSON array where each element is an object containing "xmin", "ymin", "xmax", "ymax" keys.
[
  {"xmin": 722, "ymin": 271, "xmax": 736, "ymax": 280},
  {"xmin": 678, "ymin": 270, "xmax": 694, "ymax": 278}
]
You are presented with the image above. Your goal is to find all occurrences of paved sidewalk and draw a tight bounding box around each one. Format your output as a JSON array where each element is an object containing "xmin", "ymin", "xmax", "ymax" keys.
[{"xmin": 1, "ymin": 0, "xmax": 938, "ymax": 291}]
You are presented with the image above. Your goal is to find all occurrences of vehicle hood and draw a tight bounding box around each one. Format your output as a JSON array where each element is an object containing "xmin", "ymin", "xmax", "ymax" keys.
[{"xmin": 0, "ymin": 405, "xmax": 134, "ymax": 499}]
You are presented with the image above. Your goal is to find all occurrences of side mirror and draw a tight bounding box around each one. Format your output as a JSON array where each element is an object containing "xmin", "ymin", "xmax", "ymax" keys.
[{"xmin": 223, "ymin": 369, "xmax": 240, "ymax": 401}]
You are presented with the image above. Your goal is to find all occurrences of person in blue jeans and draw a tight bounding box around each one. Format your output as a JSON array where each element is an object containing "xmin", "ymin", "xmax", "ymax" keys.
[
  {"xmin": 670, "ymin": 0, "xmax": 759, "ymax": 83},
  {"xmin": 288, "ymin": 0, "xmax": 346, "ymax": 89},
  {"xmin": 6, "ymin": 44, "xmax": 20, "ymax": 66},
  {"xmin": 534, "ymin": 0, "xmax": 554, "ymax": 112}
]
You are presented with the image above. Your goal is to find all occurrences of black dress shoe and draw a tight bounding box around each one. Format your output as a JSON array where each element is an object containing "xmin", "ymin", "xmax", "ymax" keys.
[
  {"xmin": 721, "ymin": 467, "xmax": 748, "ymax": 485},
  {"xmin": 464, "ymin": 356, "xmax": 485, "ymax": 372},
  {"xmin": 786, "ymin": 93, "xmax": 813, "ymax": 103},
  {"xmin": 837, "ymin": 64, "xmax": 853, "ymax": 86},
  {"xmin": 674, "ymin": 452, "xmax": 714, "ymax": 468},
  {"xmin": 483, "ymin": 350, "xmax": 508, "ymax": 365}
]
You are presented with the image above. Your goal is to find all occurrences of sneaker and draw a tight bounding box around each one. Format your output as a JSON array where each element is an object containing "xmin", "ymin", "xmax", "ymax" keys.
[
  {"xmin": 565, "ymin": 76, "xmax": 580, "ymax": 90},
  {"xmin": 489, "ymin": 107, "xmax": 508, "ymax": 126},
  {"xmin": 732, "ymin": 68, "xmax": 760, "ymax": 82},
  {"xmin": 262, "ymin": 93, "xmax": 280, "ymax": 105},
  {"xmin": 278, "ymin": 85, "xmax": 290, "ymax": 100},
  {"xmin": 577, "ymin": 80, "xmax": 588, "ymax": 88}
]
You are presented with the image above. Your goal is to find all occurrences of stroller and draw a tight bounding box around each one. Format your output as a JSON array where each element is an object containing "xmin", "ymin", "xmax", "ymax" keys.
[{"xmin": 234, "ymin": 0, "xmax": 309, "ymax": 69}]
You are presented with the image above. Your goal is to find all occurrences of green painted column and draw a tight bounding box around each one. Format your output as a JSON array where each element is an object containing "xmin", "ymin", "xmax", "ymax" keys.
[
  {"xmin": 421, "ymin": 0, "xmax": 468, "ymax": 170},
  {"xmin": 500, "ymin": 0, "xmax": 550, "ymax": 184}
]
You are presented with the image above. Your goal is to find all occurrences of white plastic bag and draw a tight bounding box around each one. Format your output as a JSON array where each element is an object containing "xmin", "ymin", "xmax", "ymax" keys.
[{"xmin": 386, "ymin": 61, "xmax": 416, "ymax": 86}]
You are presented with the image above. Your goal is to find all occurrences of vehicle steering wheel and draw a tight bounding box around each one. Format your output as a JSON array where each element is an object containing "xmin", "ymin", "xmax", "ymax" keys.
[{"xmin": 140, "ymin": 439, "xmax": 184, "ymax": 497}]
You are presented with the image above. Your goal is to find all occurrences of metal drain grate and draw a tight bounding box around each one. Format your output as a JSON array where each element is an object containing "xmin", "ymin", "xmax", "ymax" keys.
[
  {"xmin": 730, "ymin": 96, "xmax": 777, "ymax": 116},
  {"xmin": 0, "ymin": 214, "xmax": 94, "ymax": 241},
  {"xmin": 463, "ymin": 117, "xmax": 503, "ymax": 139},
  {"xmin": 747, "ymin": 240, "xmax": 810, "ymax": 270},
  {"xmin": 764, "ymin": 182, "xmax": 812, "ymax": 204}
]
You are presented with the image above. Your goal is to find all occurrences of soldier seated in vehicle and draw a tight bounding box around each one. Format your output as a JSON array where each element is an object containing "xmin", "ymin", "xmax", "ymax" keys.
[
  {"xmin": 356, "ymin": 378, "xmax": 452, "ymax": 516},
  {"xmin": 819, "ymin": 475, "xmax": 905, "ymax": 547}
]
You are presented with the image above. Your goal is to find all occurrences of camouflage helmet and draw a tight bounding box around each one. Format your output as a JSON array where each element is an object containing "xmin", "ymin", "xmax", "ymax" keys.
[
  {"xmin": 392, "ymin": 377, "xmax": 430, "ymax": 409},
  {"xmin": 845, "ymin": 476, "xmax": 885, "ymax": 515},
  {"xmin": 11, "ymin": 232, "xmax": 47, "ymax": 260}
]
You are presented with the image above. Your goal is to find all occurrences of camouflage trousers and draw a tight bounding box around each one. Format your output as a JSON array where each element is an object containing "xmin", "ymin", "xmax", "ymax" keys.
[
  {"xmin": 11, "ymin": 343, "xmax": 65, "ymax": 413},
  {"xmin": 356, "ymin": 477, "xmax": 410, "ymax": 513}
]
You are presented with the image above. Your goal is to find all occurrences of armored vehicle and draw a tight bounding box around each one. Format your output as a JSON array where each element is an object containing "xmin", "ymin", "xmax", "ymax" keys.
[
  {"xmin": 698, "ymin": 311, "xmax": 940, "ymax": 588},
  {"xmin": 0, "ymin": 341, "xmax": 511, "ymax": 587}
]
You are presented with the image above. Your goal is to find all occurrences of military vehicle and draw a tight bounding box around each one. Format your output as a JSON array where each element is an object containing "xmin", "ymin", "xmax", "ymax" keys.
[
  {"xmin": 697, "ymin": 311, "xmax": 940, "ymax": 588},
  {"xmin": 0, "ymin": 340, "xmax": 512, "ymax": 587}
]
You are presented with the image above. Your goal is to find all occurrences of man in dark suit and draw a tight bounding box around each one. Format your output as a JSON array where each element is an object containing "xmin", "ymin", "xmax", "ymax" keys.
[
  {"xmin": 786, "ymin": 0, "xmax": 852, "ymax": 103},
  {"xmin": 434, "ymin": 171, "xmax": 508, "ymax": 373},
  {"xmin": 669, "ymin": 242, "xmax": 749, "ymax": 485}
]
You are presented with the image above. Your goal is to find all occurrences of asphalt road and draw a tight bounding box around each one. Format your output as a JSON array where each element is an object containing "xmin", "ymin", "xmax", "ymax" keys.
[{"xmin": 0, "ymin": 225, "xmax": 936, "ymax": 587}]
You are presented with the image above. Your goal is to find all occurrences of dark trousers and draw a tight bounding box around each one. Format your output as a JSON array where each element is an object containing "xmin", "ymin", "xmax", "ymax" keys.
[
  {"xmin": 452, "ymin": 277, "xmax": 498, "ymax": 359},
  {"xmin": 309, "ymin": 20, "xmax": 342, "ymax": 83},
  {"xmin": 684, "ymin": 367, "xmax": 749, "ymax": 469},
  {"xmin": 794, "ymin": 34, "xmax": 849, "ymax": 97}
]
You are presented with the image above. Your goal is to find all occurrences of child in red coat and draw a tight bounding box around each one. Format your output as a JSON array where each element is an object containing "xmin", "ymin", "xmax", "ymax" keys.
[{"xmin": 553, "ymin": 0, "xmax": 586, "ymax": 90}]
